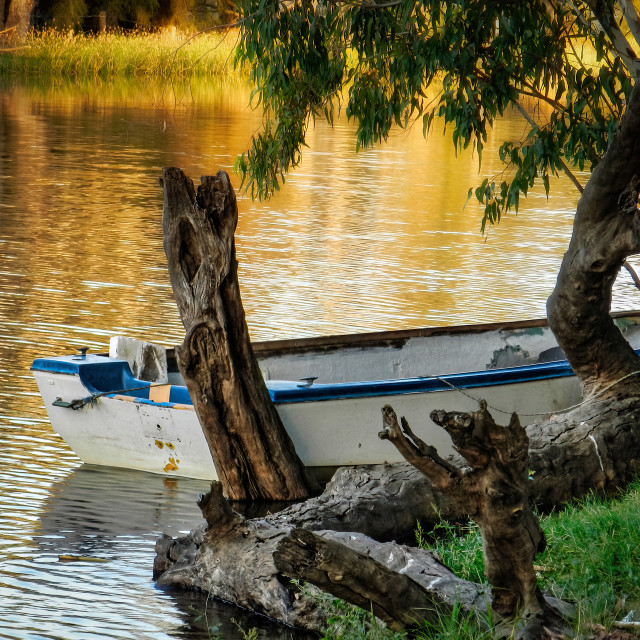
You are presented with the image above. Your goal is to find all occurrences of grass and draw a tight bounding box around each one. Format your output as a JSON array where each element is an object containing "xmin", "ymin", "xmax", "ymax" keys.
[
  {"xmin": 321, "ymin": 481, "xmax": 640, "ymax": 639},
  {"xmin": 320, "ymin": 595, "xmax": 488, "ymax": 640},
  {"xmin": 0, "ymin": 28, "xmax": 243, "ymax": 79},
  {"xmin": 540, "ymin": 484, "xmax": 640, "ymax": 630}
]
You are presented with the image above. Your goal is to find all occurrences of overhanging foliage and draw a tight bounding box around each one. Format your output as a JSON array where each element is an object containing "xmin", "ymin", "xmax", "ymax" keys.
[{"xmin": 235, "ymin": 0, "xmax": 640, "ymax": 230}]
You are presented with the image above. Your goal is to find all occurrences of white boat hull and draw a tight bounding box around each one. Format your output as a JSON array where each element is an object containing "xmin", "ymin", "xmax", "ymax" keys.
[
  {"xmin": 33, "ymin": 369, "xmax": 216, "ymax": 479},
  {"xmin": 32, "ymin": 313, "xmax": 640, "ymax": 480},
  {"xmin": 32, "ymin": 355, "xmax": 582, "ymax": 481}
]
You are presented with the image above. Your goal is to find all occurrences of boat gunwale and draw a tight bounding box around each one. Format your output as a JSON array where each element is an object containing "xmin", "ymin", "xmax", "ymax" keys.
[
  {"xmin": 32, "ymin": 310, "xmax": 640, "ymax": 407},
  {"xmin": 32, "ymin": 353, "xmax": 578, "ymax": 407},
  {"xmin": 168, "ymin": 310, "xmax": 640, "ymax": 359}
]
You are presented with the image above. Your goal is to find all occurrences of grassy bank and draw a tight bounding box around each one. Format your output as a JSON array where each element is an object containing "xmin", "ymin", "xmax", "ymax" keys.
[
  {"xmin": 321, "ymin": 481, "xmax": 640, "ymax": 639},
  {"xmin": 0, "ymin": 28, "xmax": 243, "ymax": 79}
]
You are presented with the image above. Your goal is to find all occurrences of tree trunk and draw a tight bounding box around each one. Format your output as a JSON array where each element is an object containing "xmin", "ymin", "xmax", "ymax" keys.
[
  {"xmin": 273, "ymin": 528, "xmax": 453, "ymax": 631},
  {"xmin": 548, "ymin": 82, "xmax": 640, "ymax": 397},
  {"xmin": 3, "ymin": 0, "xmax": 34, "ymax": 33},
  {"xmin": 162, "ymin": 167, "xmax": 316, "ymax": 501}
]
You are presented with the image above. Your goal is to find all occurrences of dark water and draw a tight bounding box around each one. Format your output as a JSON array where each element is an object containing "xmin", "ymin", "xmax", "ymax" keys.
[{"xmin": 1, "ymin": 76, "xmax": 639, "ymax": 639}]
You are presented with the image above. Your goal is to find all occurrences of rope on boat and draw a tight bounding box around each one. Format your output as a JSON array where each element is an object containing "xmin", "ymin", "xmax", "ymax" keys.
[
  {"xmin": 53, "ymin": 383, "xmax": 168, "ymax": 410},
  {"xmin": 433, "ymin": 369, "xmax": 640, "ymax": 418}
]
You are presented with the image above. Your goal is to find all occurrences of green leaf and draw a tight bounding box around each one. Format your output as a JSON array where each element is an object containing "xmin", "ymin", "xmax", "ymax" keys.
[{"xmin": 463, "ymin": 186, "xmax": 474, "ymax": 210}]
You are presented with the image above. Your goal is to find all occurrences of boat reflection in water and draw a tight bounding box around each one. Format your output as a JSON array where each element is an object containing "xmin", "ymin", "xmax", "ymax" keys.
[
  {"xmin": 20, "ymin": 465, "xmax": 311, "ymax": 640},
  {"xmin": 37, "ymin": 464, "xmax": 208, "ymax": 546}
]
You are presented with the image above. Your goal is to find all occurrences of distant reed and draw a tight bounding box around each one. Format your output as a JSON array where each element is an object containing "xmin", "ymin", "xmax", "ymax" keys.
[{"xmin": 0, "ymin": 28, "xmax": 243, "ymax": 79}]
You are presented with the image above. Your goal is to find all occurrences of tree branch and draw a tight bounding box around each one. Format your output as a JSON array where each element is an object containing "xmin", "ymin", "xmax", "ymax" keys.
[
  {"xmin": 379, "ymin": 402, "xmax": 567, "ymax": 636},
  {"xmin": 620, "ymin": 0, "xmax": 640, "ymax": 50},
  {"xmin": 514, "ymin": 101, "xmax": 585, "ymax": 194},
  {"xmin": 585, "ymin": 0, "xmax": 640, "ymax": 76},
  {"xmin": 623, "ymin": 260, "xmax": 640, "ymax": 290},
  {"xmin": 273, "ymin": 528, "xmax": 450, "ymax": 630},
  {"xmin": 563, "ymin": 0, "xmax": 596, "ymax": 32},
  {"xmin": 379, "ymin": 404, "xmax": 462, "ymax": 492}
]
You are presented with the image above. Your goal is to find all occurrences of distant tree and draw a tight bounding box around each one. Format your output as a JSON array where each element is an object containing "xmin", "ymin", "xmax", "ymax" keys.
[
  {"xmin": 49, "ymin": 0, "xmax": 160, "ymax": 29},
  {"xmin": 43, "ymin": 0, "xmax": 231, "ymax": 30},
  {"xmin": 2, "ymin": 0, "xmax": 36, "ymax": 33},
  {"xmin": 51, "ymin": 0, "xmax": 87, "ymax": 29}
]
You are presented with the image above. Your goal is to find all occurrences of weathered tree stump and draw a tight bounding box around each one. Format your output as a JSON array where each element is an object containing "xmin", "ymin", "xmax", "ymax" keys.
[
  {"xmin": 379, "ymin": 402, "xmax": 566, "ymax": 638},
  {"xmin": 162, "ymin": 167, "xmax": 316, "ymax": 501}
]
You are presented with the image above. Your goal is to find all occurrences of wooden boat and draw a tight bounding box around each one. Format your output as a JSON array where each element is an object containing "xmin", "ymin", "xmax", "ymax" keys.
[{"xmin": 31, "ymin": 312, "xmax": 640, "ymax": 480}]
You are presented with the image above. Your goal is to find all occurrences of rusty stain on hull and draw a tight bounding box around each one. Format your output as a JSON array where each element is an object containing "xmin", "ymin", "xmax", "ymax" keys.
[{"xmin": 164, "ymin": 457, "xmax": 180, "ymax": 472}]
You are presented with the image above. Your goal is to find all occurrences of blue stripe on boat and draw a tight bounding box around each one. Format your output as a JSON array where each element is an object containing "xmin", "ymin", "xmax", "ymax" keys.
[
  {"xmin": 265, "ymin": 360, "xmax": 575, "ymax": 402},
  {"xmin": 31, "ymin": 354, "xmax": 578, "ymax": 406}
]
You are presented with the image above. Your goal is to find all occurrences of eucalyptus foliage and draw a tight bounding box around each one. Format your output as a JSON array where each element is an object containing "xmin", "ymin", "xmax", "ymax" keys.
[{"xmin": 235, "ymin": 0, "xmax": 640, "ymax": 230}]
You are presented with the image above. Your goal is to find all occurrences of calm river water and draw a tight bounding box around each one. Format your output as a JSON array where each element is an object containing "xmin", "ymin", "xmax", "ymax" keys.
[{"xmin": 1, "ymin": 76, "xmax": 639, "ymax": 639}]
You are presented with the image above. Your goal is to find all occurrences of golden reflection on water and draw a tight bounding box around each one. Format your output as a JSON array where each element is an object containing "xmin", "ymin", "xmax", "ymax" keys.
[{"xmin": 1, "ymin": 76, "xmax": 640, "ymax": 639}]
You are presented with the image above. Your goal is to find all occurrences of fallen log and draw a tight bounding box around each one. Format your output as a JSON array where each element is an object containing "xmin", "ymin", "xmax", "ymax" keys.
[
  {"xmin": 155, "ymin": 477, "xmax": 572, "ymax": 635},
  {"xmin": 155, "ymin": 479, "xmax": 491, "ymax": 631},
  {"xmin": 260, "ymin": 403, "xmax": 568, "ymax": 638},
  {"xmin": 255, "ymin": 389, "xmax": 640, "ymax": 541},
  {"xmin": 155, "ymin": 393, "xmax": 640, "ymax": 635},
  {"xmin": 272, "ymin": 528, "xmax": 474, "ymax": 630}
]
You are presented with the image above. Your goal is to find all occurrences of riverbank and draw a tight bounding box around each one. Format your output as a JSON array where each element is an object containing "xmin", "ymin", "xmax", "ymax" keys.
[
  {"xmin": 0, "ymin": 28, "xmax": 242, "ymax": 78},
  {"xmin": 320, "ymin": 482, "xmax": 640, "ymax": 640}
]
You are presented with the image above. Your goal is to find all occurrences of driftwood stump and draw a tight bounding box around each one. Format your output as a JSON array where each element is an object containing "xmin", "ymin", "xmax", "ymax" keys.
[
  {"xmin": 162, "ymin": 167, "xmax": 315, "ymax": 501},
  {"xmin": 380, "ymin": 402, "xmax": 566, "ymax": 638}
]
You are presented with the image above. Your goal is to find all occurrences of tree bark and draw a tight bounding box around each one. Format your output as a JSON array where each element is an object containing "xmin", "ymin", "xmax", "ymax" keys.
[
  {"xmin": 162, "ymin": 167, "xmax": 316, "ymax": 501},
  {"xmin": 548, "ymin": 81, "xmax": 640, "ymax": 397},
  {"xmin": 155, "ymin": 478, "xmax": 573, "ymax": 635},
  {"xmin": 273, "ymin": 528, "xmax": 453, "ymax": 631}
]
